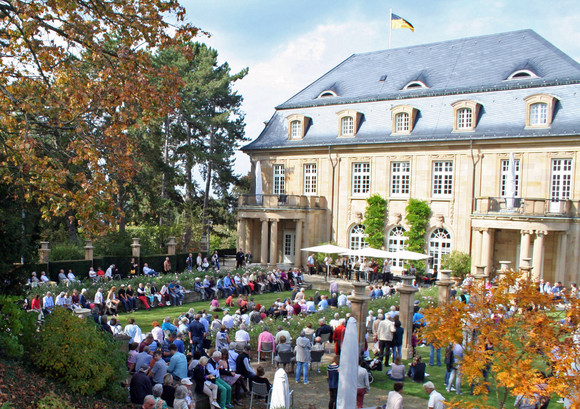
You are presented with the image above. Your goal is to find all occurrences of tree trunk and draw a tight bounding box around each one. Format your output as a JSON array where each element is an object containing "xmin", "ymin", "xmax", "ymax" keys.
[
  {"xmin": 160, "ymin": 114, "xmax": 170, "ymax": 225},
  {"xmin": 65, "ymin": 209, "xmax": 78, "ymax": 244},
  {"xmin": 185, "ymin": 122, "xmax": 193, "ymax": 202},
  {"xmin": 117, "ymin": 184, "xmax": 126, "ymax": 233},
  {"xmin": 201, "ymin": 128, "xmax": 214, "ymax": 228}
]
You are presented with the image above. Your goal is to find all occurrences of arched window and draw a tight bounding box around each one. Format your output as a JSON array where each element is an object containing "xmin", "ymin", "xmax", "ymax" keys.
[
  {"xmin": 529, "ymin": 102, "xmax": 548, "ymax": 126},
  {"xmin": 395, "ymin": 112, "xmax": 410, "ymax": 133},
  {"xmin": 349, "ymin": 224, "xmax": 368, "ymax": 251},
  {"xmin": 428, "ymin": 228, "xmax": 452, "ymax": 272},
  {"xmin": 388, "ymin": 226, "xmax": 408, "ymax": 267},
  {"xmin": 341, "ymin": 116, "xmax": 354, "ymax": 136}
]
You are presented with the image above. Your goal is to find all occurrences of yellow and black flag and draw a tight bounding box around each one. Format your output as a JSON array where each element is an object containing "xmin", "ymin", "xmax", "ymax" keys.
[{"xmin": 391, "ymin": 13, "xmax": 414, "ymax": 32}]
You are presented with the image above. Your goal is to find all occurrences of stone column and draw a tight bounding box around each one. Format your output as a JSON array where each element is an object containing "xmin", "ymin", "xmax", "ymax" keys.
[
  {"xmin": 84, "ymin": 239, "xmax": 94, "ymax": 261},
  {"xmin": 555, "ymin": 232, "xmax": 568, "ymax": 283},
  {"xmin": 131, "ymin": 238, "xmax": 141, "ymax": 258},
  {"xmin": 39, "ymin": 241, "xmax": 50, "ymax": 263},
  {"xmin": 260, "ymin": 218, "xmax": 269, "ymax": 266},
  {"xmin": 436, "ymin": 270, "xmax": 453, "ymax": 304},
  {"xmin": 269, "ymin": 219, "xmax": 278, "ymax": 266},
  {"xmin": 473, "ymin": 265, "xmax": 488, "ymax": 287},
  {"xmin": 295, "ymin": 219, "xmax": 303, "ymax": 267},
  {"xmin": 532, "ymin": 231, "xmax": 545, "ymax": 282},
  {"xmin": 349, "ymin": 282, "xmax": 371, "ymax": 352},
  {"xmin": 472, "ymin": 228, "xmax": 483, "ymax": 273},
  {"xmin": 237, "ymin": 218, "xmax": 247, "ymax": 251},
  {"xmin": 520, "ymin": 230, "xmax": 532, "ymax": 267},
  {"xmin": 167, "ymin": 237, "xmax": 177, "ymax": 256},
  {"xmin": 481, "ymin": 228, "xmax": 493, "ymax": 275},
  {"xmin": 398, "ymin": 275, "xmax": 419, "ymax": 360},
  {"xmin": 498, "ymin": 260, "xmax": 511, "ymax": 281},
  {"xmin": 520, "ymin": 257, "xmax": 533, "ymax": 281}
]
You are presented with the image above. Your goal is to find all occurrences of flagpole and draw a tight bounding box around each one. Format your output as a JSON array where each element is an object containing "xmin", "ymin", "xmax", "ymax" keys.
[{"xmin": 388, "ymin": 8, "xmax": 392, "ymax": 49}]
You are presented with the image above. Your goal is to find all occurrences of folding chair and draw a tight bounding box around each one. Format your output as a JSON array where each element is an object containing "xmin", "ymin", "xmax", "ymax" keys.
[
  {"xmin": 310, "ymin": 350, "xmax": 325, "ymax": 373},
  {"xmin": 249, "ymin": 381, "xmax": 271, "ymax": 409},
  {"xmin": 319, "ymin": 332, "xmax": 332, "ymax": 353},
  {"xmin": 258, "ymin": 341, "xmax": 274, "ymax": 365}
]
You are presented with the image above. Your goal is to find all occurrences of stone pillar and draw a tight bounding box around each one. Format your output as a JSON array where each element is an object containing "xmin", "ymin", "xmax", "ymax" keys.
[
  {"xmin": 473, "ymin": 265, "xmax": 488, "ymax": 287},
  {"xmin": 131, "ymin": 238, "xmax": 141, "ymax": 258},
  {"xmin": 237, "ymin": 218, "xmax": 247, "ymax": 251},
  {"xmin": 84, "ymin": 239, "xmax": 94, "ymax": 261},
  {"xmin": 260, "ymin": 218, "xmax": 269, "ymax": 266},
  {"xmin": 532, "ymin": 231, "xmax": 545, "ymax": 282},
  {"xmin": 498, "ymin": 260, "xmax": 511, "ymax": 281},
  {"xmin": 436, "ymin": 269, "xmax": 453, "ymax": 304},
  {"xmin": 472, "ymin": 228, "xmax": 483, "ymax": 273},
  {"xmin": 295, "ymin": 219, "xmax": 303, "ymax": 267},
  {"xmin": 555, "ymin": 232, "xmax": 568, "ymax": 283},
  {"xmin": 398, "ymin": 275, "xmax": 419, "ymax": 360},
  {"xmin": 349, "ymin": 282, "xmax": 371, "ymax": 352},
  {"xmin": 167, "ymin": 237, "xmax": 177, "ymax": 256},
  {"xmin": 520, "ymin": 230, "xmax": 532, "ymax": 267},
  {"xmin": 269, "ymin": 219, "xmax": 278, "ymax": 266},
  {"xmin": 39, "ymin": 241, "xmax": 50, "ymax": 263},
  {"xmin": 520, "ymin": 257, "xmax": 533, "ymax": 281},
  {"xmin": 481, "ymin": 228, "xmax": 493, "ymax": 275}
]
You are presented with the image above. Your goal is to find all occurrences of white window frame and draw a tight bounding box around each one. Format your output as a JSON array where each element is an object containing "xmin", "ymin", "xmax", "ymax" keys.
[
  {"xmin": 341, "ymin": 116, "xmax": 354, "ymax": 136},
  {"xmin": 352, "ymin": 162, "xmax": 370, "ymax": 195},
  {"xmin": 529, "ymin": 103, "xmax": 548, "ymax": 126},
  {"xmin": 273, "ymin": 164, "xmax": 285, "ymax": 195},
  {"xmin": 500, "ymin": 159, "xmax": 521, "ymax": 197},
  {"xmin": 303, "ymin": 163, "xmax": 317, "ymax": 195},
  {"xmin": 456, "ymin": 108, "xmax": 473, "ymax": 129},
  {"xmin": 432, "ymin": 161, "xmax": 453, "ymax": 197},
  {"xmin": 290, "ymin": 120, "xmax": 301, "ymax": 139},
  {"xmin": 349, "ymin": 224, "xmax": 368, "ymax": 251},
  {"xmin": 395, "ymin": 112, "xmax": 410, "ymax": 133},
  {"xmin": 391, "ymin": 161, "xmax": 410, "ymax": 197},
  {"xmin": 388, "ymin": 226, "xmax": 408, "ymax": 267},
  {"xmin": 429, "ymin": 228, "xmax": 452, "ymax": 272},
  {"xmin": 550, "ymin": 158, "xmax": 573, "ymax": 201}
]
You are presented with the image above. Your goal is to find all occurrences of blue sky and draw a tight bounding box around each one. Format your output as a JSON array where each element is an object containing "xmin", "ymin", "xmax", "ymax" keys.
[{"xmin": 179, "ymin": 0, "xmax": 580, "ymax": 176}]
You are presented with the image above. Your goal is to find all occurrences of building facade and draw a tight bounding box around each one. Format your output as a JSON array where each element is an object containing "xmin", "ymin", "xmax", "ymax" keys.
[{"xmin": 239, "ymin": 30, "xmax": 580, "ymax": 284}]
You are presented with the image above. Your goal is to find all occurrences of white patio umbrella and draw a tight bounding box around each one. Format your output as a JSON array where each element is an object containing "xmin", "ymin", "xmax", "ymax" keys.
[
  {"xmin": 269, "ymin": 368, "xmax": 290, "ymax": 409},
  {"xmin": 255, "ymin": 160, "xmax": 263, "ymax": 205},
  {"xmin": 301, "ymin": 244, "xmax": 351, "ymax": 254},
  {"xmin": 341, "ymin": 247, "xmax": 396, "ymax": 259},
  {"xmin": 505, "ymin": 152, "xmax": 516, "ymax": 210},
  {"xmin": 391, "ymin": 249, "xmax": 431, "ymax": 261},
  {"xmin": 337, "ymin": 317, "xmax": 358, "ymax": 409}
]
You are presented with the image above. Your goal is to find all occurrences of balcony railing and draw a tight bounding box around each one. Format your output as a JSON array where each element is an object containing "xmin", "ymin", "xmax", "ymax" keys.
[
  {"xmin": 474, "ymin": 197, "xmax": 575, "ymax": 217},
  {"xmin": 239, "ymin": 194, "xmax": 327, "ymax": 210}
]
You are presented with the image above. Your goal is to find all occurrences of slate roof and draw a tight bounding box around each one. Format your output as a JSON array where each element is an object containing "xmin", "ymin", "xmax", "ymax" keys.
[{"xmin": 243, "ymin": 29, "xmax": 580, "ymax": 152}]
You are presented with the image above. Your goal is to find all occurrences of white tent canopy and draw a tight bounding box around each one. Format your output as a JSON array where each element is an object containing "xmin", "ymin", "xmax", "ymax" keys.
[
  {"xmin": 341, "ymin": 247, "xmax": 396, "ymax": 259},
  {"xmin": 391, "ymin": 249, "xmax": 431, "ymax": 260},
  {"xmin": 301, "ymin": 244, "xmax": 351, "ymax": 254}
]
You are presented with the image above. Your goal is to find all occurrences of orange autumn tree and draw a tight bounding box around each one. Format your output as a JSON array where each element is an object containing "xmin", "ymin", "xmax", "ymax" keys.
[
  {"xmin": 0, "ymin": 0, "xmax": 201, "ymax": 235},
  {"xmin": 420, "ymin": 270, "xmax": 580, "ymax": 409}
]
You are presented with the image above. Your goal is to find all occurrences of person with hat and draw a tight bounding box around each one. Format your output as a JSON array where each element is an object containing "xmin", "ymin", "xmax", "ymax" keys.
[{"xmin": 131, "ymin": 363, "xmax": 154, "ymax": 405}]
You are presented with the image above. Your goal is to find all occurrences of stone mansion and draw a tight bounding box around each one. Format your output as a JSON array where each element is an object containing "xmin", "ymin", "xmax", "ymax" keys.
[{"xmin": 238, "ymin": 29, "xmax": 580, "ymax": 285}]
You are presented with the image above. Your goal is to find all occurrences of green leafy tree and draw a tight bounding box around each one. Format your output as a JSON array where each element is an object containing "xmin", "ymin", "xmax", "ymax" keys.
[
  {"xmin": 0, "ymin": 296, "xmax": 37, "ymax": 357},
  {"xmin": 441, "ymin": 250, "xmax": 472, "ymax": 278},
  {"xmin": 404, "ymin": 198, "xmax": 431, "ymax": 273},
  {"xmin": 363, "ymin": 194, "xmax": 387, "ymax": 248}
]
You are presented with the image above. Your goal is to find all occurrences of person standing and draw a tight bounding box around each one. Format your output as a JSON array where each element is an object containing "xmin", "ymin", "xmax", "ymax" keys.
[
  {"xmin": 186, "ymin": 253, "xmax": 193, "ymax": 273},
  {"xmin": 327, "ymin": 355, "xmax": 339, "ymax": 409},
  {"xmin": 424, "ymin": 381, "xmax": 445, "ymax": 409},
  {"xmin": 212, "ymin": 250, "xmax": 220, "ymax": 271},
  {"xmin": 356, "ymin": 359, "xmax": 370, "ymax": 408},
  {"xmin": 163, "ymin": 257, "xmax": 172, "ymax": 274},
  {"xmin": 377, "ymin": 315, "xmax": 396, "ymax": 366},
  {"xmin": 295, "ymin": 331, "xmax": 311, "ymax": 384},
  {"xmin": 235, "ymin": 249, "xmax": 245, "ymax": 269},
  {"xmin": 385, "ymin": 382, "xmax": 404, "ymax": 409},
  {"xmin": 188, "ymin": 314, "xmax": 207, "ymax": 354}
]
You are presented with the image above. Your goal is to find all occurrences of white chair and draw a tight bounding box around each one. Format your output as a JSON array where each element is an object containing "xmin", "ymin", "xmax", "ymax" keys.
[{"xmin": 258, "ymin": 341, "xmax": 274, "ymax": 365}]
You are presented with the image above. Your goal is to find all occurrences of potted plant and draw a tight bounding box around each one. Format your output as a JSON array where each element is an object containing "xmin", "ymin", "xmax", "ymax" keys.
[{"xmin": 441, "ymin": 251, "xmax": 471, "ymax": 285}]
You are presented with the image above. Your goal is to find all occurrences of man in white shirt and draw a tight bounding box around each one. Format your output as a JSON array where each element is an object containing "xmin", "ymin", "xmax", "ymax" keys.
[
  {"xmin": 105, "ymin": 264, "xmax": 115, "ymax": 280},
  {"xmin": 424, "ymin": 381, "xmax": 445, "ymax": 409},
  {"xmin": 385, "ymin": 382, "xmax": 404, "ymax": 409},
  {"xmin": 235, "ymin": 324, "xmax": 251, "ymax": 343},
  {"xmin": 222, "ymin": 311, "xmax": 234, "ymax": 329},
  {"xmin": 67, "ymin": 269, "xmax": 79, "ymax": 283},
  {"xmin": 306, "ymin": 254, "xmax": 316, "ymax": 274},
  {"xmin": 275, "ymin": 325, "xmax": 292, "ymax": 345},
  {"xmin": 40, "ymin": 271, "xmax": 50, "ymax": 283},
  {"xmin": 337, "ymin": 291, "xmax": 348, "ymax": 306}
]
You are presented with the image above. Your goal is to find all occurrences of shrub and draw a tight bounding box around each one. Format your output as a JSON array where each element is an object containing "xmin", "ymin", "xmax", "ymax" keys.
[
  {"xmin": 0, "ymin": 296, "xmax": 37, "ymax": 358},
  {"xmin": 36, "ymin": 393, "xmax": 75, "ymax": 409},
  {"xmin": 49, "ymin": 243, "xmax": 84, "ymax": 262},
  {"xmin": 33, "ymin": 308, "xmax": 128, "ymax": 400},
  {"xmin": 363, "ymin": 194, "xmax": 387, "ymax": 249},
  {"xmin": 441, "ymin": 250, "xmax": 471, "ymax": 278}
]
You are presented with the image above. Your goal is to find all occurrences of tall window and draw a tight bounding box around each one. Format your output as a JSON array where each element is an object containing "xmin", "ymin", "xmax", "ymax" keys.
[
  {"xmin": 550, "ymin": 159, "xmax": 573, "ymax": 201},
  {"xmin": 529, "ymin": 103, "xmax": 548, "ymax": 126},
  {"xmin": 456, "ymin": 108, "xmax": 473, "ymax": 129},
  {"xmin": 500, "ymin": 159, "xmax": 521, "ymax": 197},
  {"xmin": 352, "ymin": 162, "xmax": 370, "ymax": 195},
  {"xmin": 432, "ymin": 161, "xmax": 453, "ymax": 197},
  {"xmin": 290, "ymin": 120, "xmax": 301, "ymax": 139},
  {"xmin": 304, "ymin": 163, "xmax": 317, "ymax": 195},
  {"xmin": 349, "ymin": 224, "xmax": 368, "ymax": 251},
  {"xmin": 341, "ymin": 116, "xmax": 354, "ymax": 136},
  {"xmin": 429, "ymin": 228, "xmax": 452, "ymax": 272},
  {"xmin": 391, "ymin": 161, "xmax": 410, "ymax": 197},
  {"xmin": 273, "ymin": 164, "xmax": 285, "ymax": 195},
  {"xmin": 395, "ymin": 112, "xmax": 410, "ymax": 133},
  {"xmin": 388, "ymin": 226, "xmax": 408, "ymax": 267}
]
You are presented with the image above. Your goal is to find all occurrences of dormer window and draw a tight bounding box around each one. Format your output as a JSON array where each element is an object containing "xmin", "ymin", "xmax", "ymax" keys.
[
  {"xmin": 286, "ymin": 114, "xmax": 310, "ymax": 140},
  {"xmin": 391, "ymin": 105, "xmax": 418, "ymax": 135},
  {"xmin": 524, "ymin": 94, "xmax": 556, "ymax": 128},
  {"xmin": 317, "ymin": 90, "xmax": 338, "ymax": 98},
  {"xmin": 507, "ymin": 69, "xmax": 538, "ymax": 80},
  {"xmin": 403, "ymin": 80, "xmax": 428, "ymax": 90},
  {"xmin": 337, "ymin": 109, "xmax": 362, "ymax": 137},
  {"xmin": 451, "ymin": 100, "xmax": 481, "ymax": 132}
]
